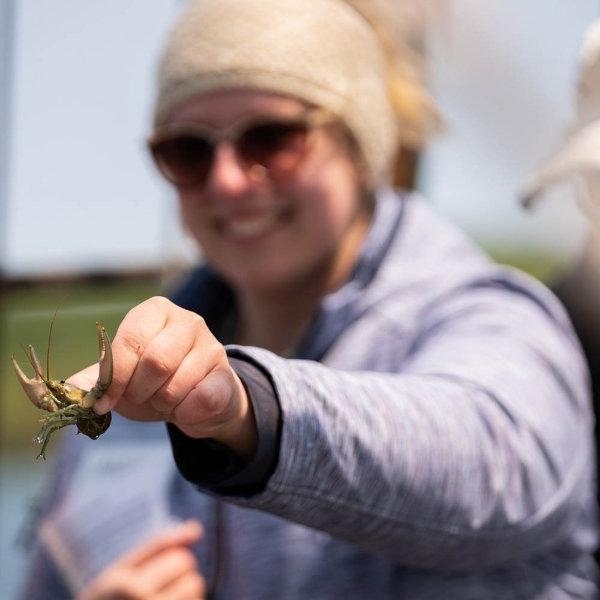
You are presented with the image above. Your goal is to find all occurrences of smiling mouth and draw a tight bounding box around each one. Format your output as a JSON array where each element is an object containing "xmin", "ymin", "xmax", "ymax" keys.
[{"xmin": 216, "ymin": 212, "xmax": 280, "ymax": 241}]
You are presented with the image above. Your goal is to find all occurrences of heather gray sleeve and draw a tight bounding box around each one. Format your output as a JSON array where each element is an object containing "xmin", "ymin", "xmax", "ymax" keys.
[
  {"xmin": 218, "ymin": 280, "xmax": 594, "ymax": 571},
  {"xmin": 168, "ymin": 355, "xmax": 281, "ymax": 494}
]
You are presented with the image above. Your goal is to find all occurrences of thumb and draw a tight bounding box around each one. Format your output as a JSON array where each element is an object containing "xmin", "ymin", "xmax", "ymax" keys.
[{"xmin": 66, "ymin": 363, "xmax": 101, "ymax": 393}]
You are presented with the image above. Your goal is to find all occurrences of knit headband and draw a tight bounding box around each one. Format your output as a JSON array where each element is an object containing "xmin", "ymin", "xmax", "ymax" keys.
[{"xmin": 153, "ymin": 0, "xmax": 399, "ymax": 182}]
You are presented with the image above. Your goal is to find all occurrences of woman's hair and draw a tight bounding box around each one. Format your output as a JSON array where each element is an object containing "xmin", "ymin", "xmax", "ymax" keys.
[
  {"xmin": 346, "ymin": 0, "xmax": 440, "ymax": 150},
  {"xmin": 153, "ymin": 0, "xmax": 438, "ymax": 183}
]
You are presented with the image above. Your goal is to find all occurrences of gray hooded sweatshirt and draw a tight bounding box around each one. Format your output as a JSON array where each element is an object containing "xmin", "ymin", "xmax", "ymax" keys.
[{"xmin": 21, "ymin": 190, "xmax": 598, "ymax": 599}]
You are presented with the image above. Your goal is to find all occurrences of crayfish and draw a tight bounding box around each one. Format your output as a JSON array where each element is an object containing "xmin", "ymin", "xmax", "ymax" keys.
[{"xmin": 12, "ymin": 321, "xmax": 113, "ymax": 460}]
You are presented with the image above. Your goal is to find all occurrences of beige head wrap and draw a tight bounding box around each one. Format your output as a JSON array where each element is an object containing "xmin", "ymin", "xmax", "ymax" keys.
[{"xmin": 154, "ymin": 0, "xmax": 405, "ymax": 182}]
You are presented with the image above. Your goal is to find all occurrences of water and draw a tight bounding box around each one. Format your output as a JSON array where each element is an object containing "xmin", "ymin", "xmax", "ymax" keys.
[{"xmin": 1, "ymin": 452, "xmax": 51, "ymax": 599}]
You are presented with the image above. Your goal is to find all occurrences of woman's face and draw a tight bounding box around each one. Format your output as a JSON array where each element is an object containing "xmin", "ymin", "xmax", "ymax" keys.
[{"xmin": 161, "ymin": 89, "xmax": 371, "ymax": 293}]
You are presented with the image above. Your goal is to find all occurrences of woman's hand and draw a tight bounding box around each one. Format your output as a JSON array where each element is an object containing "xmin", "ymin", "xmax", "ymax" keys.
[
  {"xmin": 77, "ymin": 520, "xmax": 205, "ymax": 600},
  {"xmin": 69, "ymin": 296, "xmax": 257, "ymax": 457}
]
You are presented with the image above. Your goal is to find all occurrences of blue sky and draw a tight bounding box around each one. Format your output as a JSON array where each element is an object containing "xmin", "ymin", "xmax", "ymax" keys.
[{"xmin": 2, "ymin": 0, "xmax": 597, "ymax": 277}]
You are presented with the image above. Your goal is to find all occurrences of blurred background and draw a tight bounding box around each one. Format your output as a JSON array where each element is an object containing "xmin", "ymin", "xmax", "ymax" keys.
[{"xmin": 1, "ymin": 0, "xmax": 599, "ymax": 596}]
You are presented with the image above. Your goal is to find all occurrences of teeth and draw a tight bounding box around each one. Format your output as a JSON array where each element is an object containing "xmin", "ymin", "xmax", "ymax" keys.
[{"xmin": 224, "ymin": 214, "xmax": 277, "ymax": 239}]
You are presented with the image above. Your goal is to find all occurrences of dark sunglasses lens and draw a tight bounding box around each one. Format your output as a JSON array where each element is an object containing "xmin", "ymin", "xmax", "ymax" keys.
[
  {"xmin": 239, "ymin": 122, "xmax": 309, "ymax": 173},
  {"xmin": 152, "ymin": 135, "xmax": 213, "ymax": 186}
]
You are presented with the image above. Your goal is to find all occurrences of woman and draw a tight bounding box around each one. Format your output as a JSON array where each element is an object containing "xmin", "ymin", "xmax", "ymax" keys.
[{"xmin": 22, "ymin": 0, "xmax": 597, "ymax": 598}]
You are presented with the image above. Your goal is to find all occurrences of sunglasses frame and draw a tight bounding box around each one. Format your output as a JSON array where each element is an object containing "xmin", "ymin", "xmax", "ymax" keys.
[{"xmin": 147, "ymin": 108, "xmax": 335, "ymax": 187}]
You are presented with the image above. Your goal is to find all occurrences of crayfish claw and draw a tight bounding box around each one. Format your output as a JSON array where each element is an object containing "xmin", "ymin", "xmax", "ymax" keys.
[
  {"xmin": 81, "ymin": 322, "xmax": 113, "ymax": 408},
  {"xmin": 25, "ymin": 345, "xmax": 44, "ymax": 380},
  {"xmin": 11, "ymin": 354, "xmax": 58, "ymax": 412}
]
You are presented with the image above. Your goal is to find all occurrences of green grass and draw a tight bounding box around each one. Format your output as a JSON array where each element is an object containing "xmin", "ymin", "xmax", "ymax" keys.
[
  {"xmin": 1, "ymin": 278, "xmax": 161, "ymax": 455},
  {"xmin": 484, "ymin": 247, "xmax": 571, "ymax": 284}
]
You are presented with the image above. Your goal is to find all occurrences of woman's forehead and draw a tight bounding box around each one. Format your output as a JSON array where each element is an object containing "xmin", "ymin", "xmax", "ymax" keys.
[{"xmin": 165, "ymin": 89, "xmax": 314, "ymax": 126}]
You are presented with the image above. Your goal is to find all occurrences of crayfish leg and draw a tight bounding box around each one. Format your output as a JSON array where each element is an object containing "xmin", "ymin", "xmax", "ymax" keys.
[{"xmin": 34, "ymin": 415, "xmax": 79, "ymax": 460}]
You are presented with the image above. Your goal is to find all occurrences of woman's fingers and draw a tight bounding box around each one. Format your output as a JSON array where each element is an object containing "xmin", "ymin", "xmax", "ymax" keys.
[
  {"xmin": 90, "ymin": 297, "xmax": 170, "ymax": 413},
  {"xmin": 120, "ymin": 521, "xmax": 203, "ymax": 568},
  {"xmin": 135, "ymin": 546, "xmax": 200, "ymax": 594},
  {"xmin": 173, "ymin": 368, "xmax": 237, "ymax": 433},
  {"xmin": 156, "ymin": 570, "xmax": 206, "ymax": 600},
  {"xmin": 125, "ymin": 522, "xmax": 204, "ymax": 599},
  {"xmin": 146, "ymin": 343, "xmax": 225, "ymax": 417},
  {"xmin": 78, "ymin": 521, "xmax": 205, "ymax": 600},
  {"xmin": 123, "ymin": 319, "xmax": 198, "ymax": 406},
  {"xmin": 175, "ymin": 368, "xmax": 257, "ymax": 458},
  {"xmin": 92, "ymin": 297, "xmax": 208, "ymax": 415},
  {"xmin": 70, "ymin": 296, "xmax": 253, "ymax": 450}
]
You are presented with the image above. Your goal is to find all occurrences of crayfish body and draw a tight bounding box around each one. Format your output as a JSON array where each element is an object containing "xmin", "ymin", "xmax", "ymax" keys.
[{"xmin": 11, "ymin": 322, "xmax": 113, "ymax": 460}]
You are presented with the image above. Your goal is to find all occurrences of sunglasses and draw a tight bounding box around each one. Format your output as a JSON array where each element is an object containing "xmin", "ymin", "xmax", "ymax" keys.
[{"xmin": 147, "ymin": 109, "xmax": 333, "ymax": 188}]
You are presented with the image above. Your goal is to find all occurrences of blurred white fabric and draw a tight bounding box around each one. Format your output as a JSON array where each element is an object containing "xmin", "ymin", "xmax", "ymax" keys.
[{"xmin": 522, "ymin": 18, "xmax": 600, "ymax": 220}]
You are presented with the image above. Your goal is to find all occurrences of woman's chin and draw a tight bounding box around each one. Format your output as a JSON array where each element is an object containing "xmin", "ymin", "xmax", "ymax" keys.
[{"xmin": 215, "ymin": 259, "xmax": 304, "ymax": 294}]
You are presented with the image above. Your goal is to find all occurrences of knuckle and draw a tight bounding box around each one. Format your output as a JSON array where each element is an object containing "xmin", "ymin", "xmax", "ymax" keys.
[
  {"xmin": 203, "ymin": 343, "xmax": 227, "ymax": 368},
  {"xmin": 143, "ymin": 349, "xmax": 175, "ymax": 378},
  {"xmin": 158, "ymin": 382, "xmax": 180, "ymax": 406},
  {"xmin": 149, "ymin": 397, "xmax": 173, "ymax": 417},
  {"xmin": 150, "ymin": 385, "xmax": 180, "ymax": 413},
  {"xmin": 201, "ymin": 378, "xmax": 230, "ymax": 420},
  {"xmin": 119, "ymin": 329, "xmax": 147, "ymax": 358},
  {"xmin": 147, "ymin": 295, "xmax": 172, "ymax": 311},
  {"xmin": 126, "ymin": 296, "xmax": 171, "ymax": 323},
  {"xmin": 188, "ymin": 312, "xmax": 206, "ymax": 333}
]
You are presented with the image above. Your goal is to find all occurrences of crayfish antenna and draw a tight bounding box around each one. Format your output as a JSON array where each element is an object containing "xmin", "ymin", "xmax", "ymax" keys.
[{"xmin": 46, "ymin": 306, "xmax": 61, "ymax": 381}]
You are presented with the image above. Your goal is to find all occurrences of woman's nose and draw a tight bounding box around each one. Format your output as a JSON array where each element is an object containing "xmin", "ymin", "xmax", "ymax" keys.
[{"xmin": 203, "ymin": 143, "xmax": 255, "ymax": 197}]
